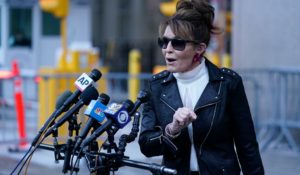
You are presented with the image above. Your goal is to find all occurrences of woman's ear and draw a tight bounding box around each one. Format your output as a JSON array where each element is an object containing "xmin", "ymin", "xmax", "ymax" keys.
[{"xmin": 196, "ymin": 43, "xmax": 207, "ymax": 55}]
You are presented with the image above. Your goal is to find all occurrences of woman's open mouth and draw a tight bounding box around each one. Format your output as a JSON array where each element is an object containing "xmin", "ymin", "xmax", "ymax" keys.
[{"xmin": 166, "ymin": 58, "xmax": 176, "ymax": 63}]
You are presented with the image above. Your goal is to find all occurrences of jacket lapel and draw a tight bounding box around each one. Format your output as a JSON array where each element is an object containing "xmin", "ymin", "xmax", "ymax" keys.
[
  {"xmin": 194, "ymin": 82, "xmax": 221, "ymax": 110},
  {"xmin": 158, "ymin": 58, "xmax": 223, "ymax": 112},
  {"xmin": 194, "ymin": 59, "xmax": 223, "ymax": 110},
  {"xmin": 160, "ymin": 74, "xmax": 183, "ymax": 111}
]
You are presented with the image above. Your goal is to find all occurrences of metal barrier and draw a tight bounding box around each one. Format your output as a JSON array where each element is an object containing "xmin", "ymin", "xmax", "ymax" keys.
[
  {"xmin": 0, "ymin": 72, "xmax": 151, "ymax": 144},
  {"xmin": 239, "ymin": 68, "xmax": 300, "ymax": 153},
  {"xmin": 0, "ymin": 74, "xmax": 38, "ymax": 143},
  {"xmin": 1, "ymin": 69, "xmax": 300, "ymax": 154}
]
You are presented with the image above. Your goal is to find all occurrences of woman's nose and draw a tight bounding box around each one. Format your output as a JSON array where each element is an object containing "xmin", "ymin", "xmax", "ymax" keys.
[{"xmin": 165, "ymin": 41, "xmax": 173, "ymax": 52}]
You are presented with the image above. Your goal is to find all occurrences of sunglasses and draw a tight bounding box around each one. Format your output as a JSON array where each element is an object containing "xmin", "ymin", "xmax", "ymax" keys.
[{"xmin": 157, "ymin": 37, "xmax": 199, "ymax": 51}]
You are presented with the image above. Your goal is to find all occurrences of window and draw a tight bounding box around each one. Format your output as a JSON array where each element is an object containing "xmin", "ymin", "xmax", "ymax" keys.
[
  {"xmin": 42, "ymin": 11, "xmax": 60, "ymax": 36},
  {"xmin": 8, "ymin": 8, "xmax": 32, "ymax": 47}
]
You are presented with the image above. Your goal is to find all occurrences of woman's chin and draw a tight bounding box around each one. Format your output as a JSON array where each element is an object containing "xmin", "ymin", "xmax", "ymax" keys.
[{"xmin": 166, "ymin": 66, "xmax": 178, "ymax": 73}]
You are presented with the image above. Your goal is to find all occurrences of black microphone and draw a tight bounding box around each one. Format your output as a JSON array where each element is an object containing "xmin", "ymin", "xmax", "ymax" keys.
[
  {"xmin": 61, "ymin": 69, "xmax": 101, "ymax": 109},
  {"xmin": 129, "ymin": 90, "xmax": 149, "ymax": 116},
  {"xmin": 44, "ymin": 86, "xmax": 99, "ymax": 137},
  {"xmin": 31, "ymin": 69, "xmax": 101, "ymax": 146},
  {"xmin": 73, "ymin": 93, "xmax": 110, "ymax": 150},
  {"xmin": 81, "ymin": 100, "xmax": 134, "ymax": 148},
  {"xmin": 31, "ymin": 90, "xmax": 73, "ymax": 146},
  {"xmin": 56, "ymin": 91, "xmax": 73, "ymax": 110}
]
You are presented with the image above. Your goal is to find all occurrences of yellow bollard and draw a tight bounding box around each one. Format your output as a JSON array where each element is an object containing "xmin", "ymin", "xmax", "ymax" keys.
[
  {"xmin": 222, "ymin": 53, "xmax": 232, "ymax": 68},
  {"xmin": 211, "ymin": 52, "xmax": 221, "ymax": 67},
  {"xmin": 57, "ymin": 52, "xmax": 68, "ymax": 70},
  {"xmin": 69, "ymin": 50, "xmax": 80, "ymax": 72},
  {"xmin": 128, "ymin": 49, "xmax": 141, "ymax": 101},
  {"xmin": 205, "ymin": 51, "xmax": 221, "ymax": 67},
  {"xmin": 98, "ymin": 66, "xmax": 108, "ymax": 94}
]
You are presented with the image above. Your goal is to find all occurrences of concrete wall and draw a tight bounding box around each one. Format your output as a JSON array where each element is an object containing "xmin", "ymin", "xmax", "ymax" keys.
[{"xmin": 233, "ymin": 0, "xmax": 300, "ymax": 69}]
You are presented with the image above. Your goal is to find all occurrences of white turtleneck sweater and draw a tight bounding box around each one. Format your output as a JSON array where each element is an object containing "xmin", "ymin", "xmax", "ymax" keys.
[{"xmin": 173, "ymin": 58, "xmax": 209, "ymax": 171}]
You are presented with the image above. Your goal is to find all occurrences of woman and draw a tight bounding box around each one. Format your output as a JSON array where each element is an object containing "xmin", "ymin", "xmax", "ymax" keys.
[{"xmin": 138, "ymin": 0, "xmax": 264, "ymax": 175}]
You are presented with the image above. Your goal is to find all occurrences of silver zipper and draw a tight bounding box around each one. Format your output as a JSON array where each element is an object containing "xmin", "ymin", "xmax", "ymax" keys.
[
  {"xmin": 160, "ymin": 98, "xmax": 176, "ymax": 112},
  {"xmin": 199, "ymin": 103, "xmax": 218, "ymax": 155},
  {"xmin": 149, "ymin": 135, "xmax": 162, "ymax": 144},
  {"xmin": 194, "ymin": 100, "xmax": 220, "ymax": 112},
  {"xmin": 199, "ymin": 81, "xmax": 223, "ymax": 156}
]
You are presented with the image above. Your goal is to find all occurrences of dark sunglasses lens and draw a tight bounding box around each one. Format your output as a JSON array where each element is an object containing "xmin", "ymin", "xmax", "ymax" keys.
[
  {"xmin": 158, "ymin": 37, "xmax": 186, "ymax": 51},
  {"xmin": 158, "ymin": 38, "xmax": 169, "ymax": 49},
  {"xmin": 158, "ymin": 38, "xmax": 166, "ymax": 49},
  {"xmin": 171, "ymin": 39, "xmax": 186, "ymax": 51}
]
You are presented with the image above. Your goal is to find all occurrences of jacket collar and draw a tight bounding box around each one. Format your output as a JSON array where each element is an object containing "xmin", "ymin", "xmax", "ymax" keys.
[
  {"xmin": 162, "ymin": 58, "xmax": 224, "ymax": 84},
  {"xmin": 205, "ymin": 58, "xmax": 224, "ymax": 82},
  {"xmin": 160, "ymin": 58, "xmax": 223, "ymax": 111}
]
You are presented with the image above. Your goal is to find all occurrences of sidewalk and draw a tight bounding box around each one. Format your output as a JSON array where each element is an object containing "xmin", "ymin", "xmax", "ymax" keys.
[{"xmin": 1, "ymin": 141, "xmax": 300, "ymax": 175}]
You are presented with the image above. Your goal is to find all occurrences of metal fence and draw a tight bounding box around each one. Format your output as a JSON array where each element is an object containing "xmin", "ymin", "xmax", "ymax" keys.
[
  {"xmin": 239, "ymin": 69, "xmax": 300, "ymax": 153},
  {"xmin": 0, "ymin": 69, "xmax": 300, "ymax": 154}
]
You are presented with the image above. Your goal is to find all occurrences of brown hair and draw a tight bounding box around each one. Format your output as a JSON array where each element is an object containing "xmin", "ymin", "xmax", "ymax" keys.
[{"xmin": 159, "ymin": 0, "xmax": 220, "ymax": 45}]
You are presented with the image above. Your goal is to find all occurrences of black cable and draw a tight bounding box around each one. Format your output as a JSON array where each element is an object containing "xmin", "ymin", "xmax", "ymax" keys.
[
  {"xmin": 70, "ymin": 147, "xmax": 84, "ymax": 175},
  {"xmin": 16, "ymin": 135, "xmax": 47, "ymax": 175},
  {"xmin": 10, "ymin": 145, "xmax": 33, "ymax": 175}
]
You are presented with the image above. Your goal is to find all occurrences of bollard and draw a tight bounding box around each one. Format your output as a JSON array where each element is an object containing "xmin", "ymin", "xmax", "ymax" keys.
[
  {"xmin": 222, "ymin": 53, "xmax": 232, "ymax": 68},
  {"xmin": 58, "ymin": 51, "xmax": 68, "ymax": 71},
  {"xmin": 7, "ymin": 61, "xmax": 29, "ymax": 152},
  {"xmin": 210, "ymin": 52, "xmax": 221, "ymax": 67},
  {"xmin": 128, "ymin": 49, "xmax": 141, "ymax": 101},
  {"xmin": 14, "ymin": 77, "xmax": 27, "ymax": 149},
  {"xmin": 69, "ymin": 50, "xmax": 80, "ymax": 72}
]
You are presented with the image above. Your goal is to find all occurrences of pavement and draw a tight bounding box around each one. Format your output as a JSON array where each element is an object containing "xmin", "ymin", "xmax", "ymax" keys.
[
  {"xmin": 1, "ymin": 140, "xmax": 300, "ymax": 175},
  {"xmin": 1, "ymin": 123, "xmax": 300, "ymax": 175}
]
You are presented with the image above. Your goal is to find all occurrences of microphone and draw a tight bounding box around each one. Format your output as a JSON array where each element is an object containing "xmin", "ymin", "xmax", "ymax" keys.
[
  {"xmin": 104, "ymin": 99, "xmax": 135, "ymax": 128},
  {"xmin": 56, "ymin": 91, "xmax": 73, "ymax": 110},
  {"xmin": 31, "ymin": 90, "xmax": 73, "ymax": 146},
  {"xmin": 73, "ymin": 93, "xmax": 110, "ymax": 150},
  {"xmin": 129, "ymin": 90, "xmax": 149, "ymax": 116},
  {"xmin": 44, "ymin": 86, "xmax": 99, "ymax": 137},
  {"xmin": 81, "ymin": 100, "xmax": 134, "ymax": 148},
  {"xmin": 61, "ymin": 69, "xmax": 102, "ymax": 110},
  {"xmin": 31, "ymin": 69, "xmax": 101, "ymax": 146},
  {"xmin": 84, "ymin": 93, "xmax": 110, "ymax": 123}
]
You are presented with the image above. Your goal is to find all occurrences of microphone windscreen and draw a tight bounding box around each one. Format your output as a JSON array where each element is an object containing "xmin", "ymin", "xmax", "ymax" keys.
[
  {"xmin": 80, "ymin": 86, "xmax": 99, "ymax": 105},
  {"xmin": 90, "ymin": 69, "xmax": 102, "ymax": 81},
  {"xmin": 123, "ymin": 99, "xmax": 134, "ymax": 112},
  {"xmin": 55, "ymin": 90, "xmax": 73, "ymax": 109},
  {"xmin": 138, "ymin": 90, "xmax": 150, "ymax": 102},
  {"xmin": 99, "ymin": 93, "xmax": 110, "ymax": 105}
]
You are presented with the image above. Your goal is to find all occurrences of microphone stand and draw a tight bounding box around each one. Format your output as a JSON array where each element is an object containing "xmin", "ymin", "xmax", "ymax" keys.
[
  {"xmin": 62, "ymin": 114, "xmax": 80, "ymax": 174},
  {"xmin": 102, "ymin": 124, "xmax": 119, "ymax": 154},
  {"xmin": 88, "ymin": 111, "xmax": 177, "ymax": 175},
  {"xmin": 36, "ymin": 110, "xmax": 177, "ymax": 175},
  {"xmin": 118, "ymin": 112, "xmax": 140, "ymax": 155},
  {"xmin": 52, "ymin": 125, "xmax": 62, "ymax": 163}
]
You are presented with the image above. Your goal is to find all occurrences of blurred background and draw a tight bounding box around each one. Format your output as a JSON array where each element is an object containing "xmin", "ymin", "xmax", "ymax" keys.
[{"xmin": 0, "ymin": 0, "xmax": 300, "ymax": 174}]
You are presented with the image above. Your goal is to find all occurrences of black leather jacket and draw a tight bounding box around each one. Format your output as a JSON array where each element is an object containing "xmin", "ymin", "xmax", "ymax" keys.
[{"xmin": 138, "ymin": 59, "xmax": 264, "ymax": 175}]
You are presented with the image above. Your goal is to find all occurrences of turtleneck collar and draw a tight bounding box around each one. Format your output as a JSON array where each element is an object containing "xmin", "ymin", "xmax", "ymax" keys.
[{"xmin": 173, "ymin": 58, "xmax": 207, "ymax": 84}]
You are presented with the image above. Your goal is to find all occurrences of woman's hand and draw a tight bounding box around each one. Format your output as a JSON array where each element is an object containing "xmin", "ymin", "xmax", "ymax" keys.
[{"xmin": 166, "ymin": 107, "xmax": 197, "ymax": 135}]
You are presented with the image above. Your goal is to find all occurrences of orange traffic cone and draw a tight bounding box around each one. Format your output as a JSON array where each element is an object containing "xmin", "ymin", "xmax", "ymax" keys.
[{"xmin": 8, "ymin": 61, "xmax": 29, "ymax": 152}]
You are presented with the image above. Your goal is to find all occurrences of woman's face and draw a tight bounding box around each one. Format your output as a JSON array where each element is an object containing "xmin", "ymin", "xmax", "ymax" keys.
[{"xmin": 161, "ymin": 26, "xmax": 201, "ymax": 73}]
